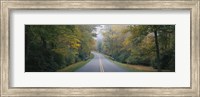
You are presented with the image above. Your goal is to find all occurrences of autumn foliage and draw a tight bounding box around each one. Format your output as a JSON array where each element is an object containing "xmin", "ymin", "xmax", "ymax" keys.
[
  {"xmin": 100, "ymin": 25, "xmax": 175, "ymax": 71},
  {"xmin": 25, "ymin": 25, "xmax": 95, "ymax": 72}
]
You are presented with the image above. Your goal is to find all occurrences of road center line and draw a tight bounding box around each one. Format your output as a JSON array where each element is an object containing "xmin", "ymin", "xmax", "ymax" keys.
[{"xmin": 98, "ymin": 54, "xmax": 104, "ymax": 72}]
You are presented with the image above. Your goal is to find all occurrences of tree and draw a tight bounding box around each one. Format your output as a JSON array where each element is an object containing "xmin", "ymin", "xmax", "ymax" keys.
[
  {"xmin": 25, "ymin": 25, "xmax": 95, "ymax": 72},
  {"xmin": 101, "ymin": 25, "xmax": 175, "ymax": 71},
  {"xmin": 146, "ymin": 25, "xmax": 175, "ymax": 71}
]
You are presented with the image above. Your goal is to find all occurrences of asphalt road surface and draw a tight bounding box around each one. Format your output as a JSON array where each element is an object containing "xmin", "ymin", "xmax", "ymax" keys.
[{"xmin": 76, "ymin": 52, "xmax": 128, "ymax": 72}]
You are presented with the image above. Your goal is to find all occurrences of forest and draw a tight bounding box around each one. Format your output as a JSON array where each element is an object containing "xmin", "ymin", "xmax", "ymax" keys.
[
  {"xmin": 25, "ymin": 25, "xmax": 95, "ymax": 72},
  {"xmin": 25, "ymin": 25, "xmax": 175, "ymax": 72},
  {"xmin": 98, "ymin": 25, "xmax": 175, "ymax": 71}
]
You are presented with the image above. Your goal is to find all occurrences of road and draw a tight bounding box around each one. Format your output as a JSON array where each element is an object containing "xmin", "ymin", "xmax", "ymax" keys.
[{"xmin": 76, "ymin": 52, "xmax": 128, "ymax": 72}]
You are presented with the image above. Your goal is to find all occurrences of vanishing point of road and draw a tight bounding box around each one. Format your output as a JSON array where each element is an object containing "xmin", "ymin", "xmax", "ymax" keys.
[{"xmin": 76, "ymin": 52, "xmax": 128, "ymax": 72}]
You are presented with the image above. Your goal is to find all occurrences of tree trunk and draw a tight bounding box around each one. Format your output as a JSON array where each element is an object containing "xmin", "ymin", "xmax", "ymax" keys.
[{"xmin": 154, "ymin": 31, "xmax": 161, "ymax": 72}]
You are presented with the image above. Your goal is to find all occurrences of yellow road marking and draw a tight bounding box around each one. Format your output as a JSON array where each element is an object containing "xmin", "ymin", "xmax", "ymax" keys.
[{"xmin": 98, "ymin": 54, "xmax": 104, "ymax": 72}]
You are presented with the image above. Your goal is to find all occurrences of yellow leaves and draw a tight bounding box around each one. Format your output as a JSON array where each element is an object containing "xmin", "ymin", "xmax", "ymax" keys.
[
  {"xmin": 57, "ymin": 34, "xmax": 81, "ymax": 50},
  {"xmin": 53, "ymin": 32, "xmax": 81, "ymax": 57},
  {"xmin": 70, "ymin": 41, "xmax": 80, "ymax": 49},
  {"xmin": 123, "ymin": 38, "xmax": 130, "ymax": 46},
  {"xmin": 139, "ymin": 33, "xmax": 155, "ymax": 54},
  {"xmin": 111, "ymin": 25, "xmax": 127, "ymax": 33}
]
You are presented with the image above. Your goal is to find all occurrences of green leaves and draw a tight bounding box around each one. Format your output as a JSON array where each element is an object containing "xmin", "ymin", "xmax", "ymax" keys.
[
  {"xmin": 25, "ymin": 24, "xmax": 175, "ymax": 72},
  {"xmin": 101, "ymin": 25, "xmax": 175, "ymax": 71},
  {"xmin": 25, "ymin": 25, "xmax": 95, "ymax": 72}
]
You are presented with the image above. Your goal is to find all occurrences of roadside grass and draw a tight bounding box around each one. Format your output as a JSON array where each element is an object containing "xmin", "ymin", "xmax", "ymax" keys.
[
  {"xmin": 103, "ymin": 54, "xmax": 156, "ymax": 72},
  {"xmin": 57, "ymin": 54, "xmax": 94, "ymax": 72}
]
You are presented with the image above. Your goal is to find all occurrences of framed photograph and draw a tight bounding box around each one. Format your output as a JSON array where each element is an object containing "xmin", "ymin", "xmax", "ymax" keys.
[{"xmin": 1, "ymin": 0, "xmax": 199, "ymax": 96}]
